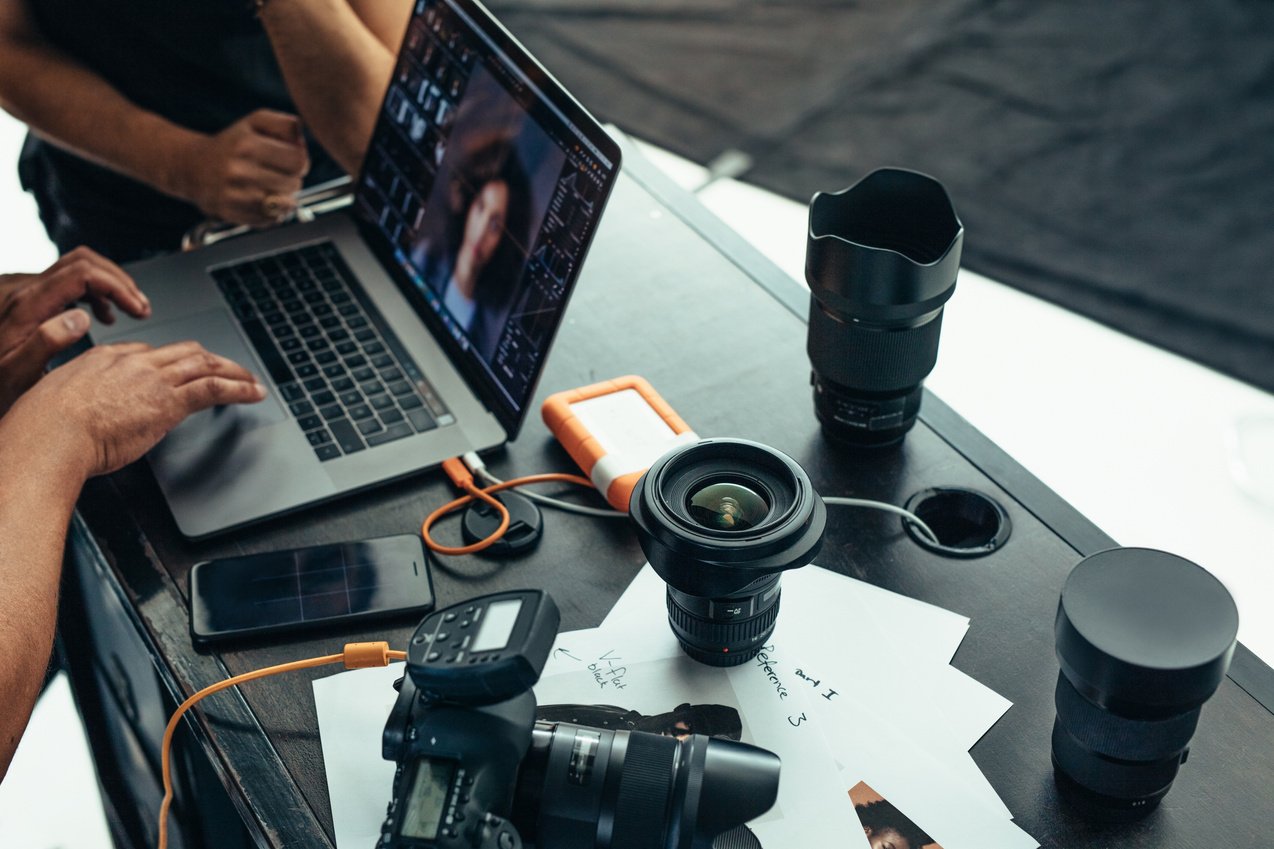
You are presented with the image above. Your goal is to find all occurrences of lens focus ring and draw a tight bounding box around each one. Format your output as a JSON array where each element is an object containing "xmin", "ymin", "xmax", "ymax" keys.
[
  {"xmin": 609, "ymin": 733, "xmax": 675, "ymax": 849},
  {"xmin": 808, "ymin": 302, "xmax": 944, "ymax": 393},
  {"xmin": 1054, "ymin": 673, "xmax": 1201, "ymax": 762},
  {"xmin": 666, "ymin": 593, "xmax": 781, "ymax": 667}
]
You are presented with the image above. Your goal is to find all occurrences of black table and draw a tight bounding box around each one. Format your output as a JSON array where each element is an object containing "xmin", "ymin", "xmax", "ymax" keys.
[{"xmin": 62, "ymin": 138, "xmax": 1274, "ymax": 849}]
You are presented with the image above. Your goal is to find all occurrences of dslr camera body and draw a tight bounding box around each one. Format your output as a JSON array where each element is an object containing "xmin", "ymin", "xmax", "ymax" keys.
[{"xmin": 379, "ymin": 589, "xmax": 780, "ymax": 849}]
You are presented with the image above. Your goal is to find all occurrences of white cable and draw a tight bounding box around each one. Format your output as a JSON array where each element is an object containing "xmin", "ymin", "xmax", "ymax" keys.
[
  {"xmin": 462, "ymin": 454, "xmax": 939, "ymax": 538},
  {"xmin": 823, "ymin": 496, "xmax": 940, "ymax": 545},
  {"xmin": 473, "ymin": 467, "xmax": 629, "ymax": 519}
]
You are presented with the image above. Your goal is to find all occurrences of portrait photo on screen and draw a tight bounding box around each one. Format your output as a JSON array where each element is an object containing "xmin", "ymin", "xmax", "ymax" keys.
[{"xmin": 408, "ymin": 63, "xmax": 565, "ymax": 361}]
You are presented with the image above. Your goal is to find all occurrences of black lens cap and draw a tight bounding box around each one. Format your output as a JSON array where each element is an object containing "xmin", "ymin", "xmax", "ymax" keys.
[
  {"xmin": 461, "ymin": 490, "xmax": 543, "ymax": 556},
  {"xmin": 1055, "ymin": 548, "xmax": 1238, "ymax": 717}
]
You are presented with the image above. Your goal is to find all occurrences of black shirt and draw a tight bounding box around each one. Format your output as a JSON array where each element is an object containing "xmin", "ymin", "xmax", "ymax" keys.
[{"xmin": 18, "ymin": 0, "xmax": 342, "ymax": 261}]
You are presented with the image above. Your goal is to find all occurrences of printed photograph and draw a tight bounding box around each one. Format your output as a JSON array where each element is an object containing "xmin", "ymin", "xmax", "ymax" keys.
[{"xmin": 849, "ymin": 781, "xmax": 943, "ymax": 849}]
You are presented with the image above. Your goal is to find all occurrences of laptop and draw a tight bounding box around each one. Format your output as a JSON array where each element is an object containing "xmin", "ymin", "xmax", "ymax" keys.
[{"xmin": 91, "ymin": 0, "xmax": 621, "ymax": 538}]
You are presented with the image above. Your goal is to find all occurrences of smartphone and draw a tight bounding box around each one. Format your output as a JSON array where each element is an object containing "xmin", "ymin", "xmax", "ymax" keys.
[{"xmin": 189, "ymin": 534, "xmax": 434, "ymax": 647}]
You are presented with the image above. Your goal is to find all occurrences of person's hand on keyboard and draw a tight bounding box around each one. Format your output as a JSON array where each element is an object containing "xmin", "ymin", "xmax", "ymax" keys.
[
  {"xmin": 5, "ymin": 340, "xmax": 265, "ymax": 479},
  {"xmin": 0, "ymin": 247, "xmax": 151, "ymax": 416}
]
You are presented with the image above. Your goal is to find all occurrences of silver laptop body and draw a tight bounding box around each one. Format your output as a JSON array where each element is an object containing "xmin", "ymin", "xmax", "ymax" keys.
[{"xmin": 91, "ymin": 0, "xmax": 620, "ymax": 537}]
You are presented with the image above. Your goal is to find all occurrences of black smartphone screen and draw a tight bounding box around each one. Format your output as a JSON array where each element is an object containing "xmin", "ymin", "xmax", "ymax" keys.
[{"xmin": 189, "ymin": 535, "xmax": 433, "ymax": 645}]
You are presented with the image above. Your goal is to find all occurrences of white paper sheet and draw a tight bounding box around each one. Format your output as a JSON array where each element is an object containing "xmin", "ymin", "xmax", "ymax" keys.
[
  {"xmin": 313, "ymin": 564, "xmax": 1037, "ymax": 849},
  {"xmin": 536, "ymin": 639, "xmax": 859, "ymax": 847},
  {"xmin": 312, "ymin": 663, "xmax": 408, "ymax": 849}
]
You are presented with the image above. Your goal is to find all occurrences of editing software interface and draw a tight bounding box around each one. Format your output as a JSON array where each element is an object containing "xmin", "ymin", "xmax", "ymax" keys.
[{"xmin": 355, "ymin": 0, "xmax": 614, "ymax": 418}]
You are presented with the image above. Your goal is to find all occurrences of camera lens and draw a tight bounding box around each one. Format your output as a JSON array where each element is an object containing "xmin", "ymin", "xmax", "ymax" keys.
[
  {"xmin": 514, "ymin": 722, "xmax": 779, "ymax": 849},
  {"xmin": 805, "ymin": 168, "xmax": 963, "ymax": 447},
  {"xmin": 1052, "ymin": 547, "xmax": 1238, "ymax": 820},
  {"xmin": 630, "ymin": 439, "xmax": 826, "ymax": 667}
]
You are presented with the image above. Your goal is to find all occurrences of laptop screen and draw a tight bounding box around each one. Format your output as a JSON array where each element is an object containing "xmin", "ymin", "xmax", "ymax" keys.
[{"xmin": 353, "ymin": 0, "xmax": 620, "ymax": 438}]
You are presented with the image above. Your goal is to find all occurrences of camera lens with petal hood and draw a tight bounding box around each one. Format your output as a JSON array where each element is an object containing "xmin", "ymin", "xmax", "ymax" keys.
[{"xmin": 630, "ymin": 439, "xmax": 826, "ymax": 667}]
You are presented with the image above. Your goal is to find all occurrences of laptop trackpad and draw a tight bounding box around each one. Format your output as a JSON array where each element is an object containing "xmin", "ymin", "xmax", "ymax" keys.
[{"xmin": 107, "ymin": 310, "xmax": 288, "ymax": 447}]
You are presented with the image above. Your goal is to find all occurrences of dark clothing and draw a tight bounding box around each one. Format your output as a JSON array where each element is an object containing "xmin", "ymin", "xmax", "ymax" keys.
[{"xmin": 18, "ymin": 0, "xmax": 342, "ymax": 262}]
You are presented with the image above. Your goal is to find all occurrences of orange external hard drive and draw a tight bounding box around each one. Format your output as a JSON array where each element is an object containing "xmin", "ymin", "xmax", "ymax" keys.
[{"xmin": 541, "ymin": 376, "xmax": 697, "ymax": 512}]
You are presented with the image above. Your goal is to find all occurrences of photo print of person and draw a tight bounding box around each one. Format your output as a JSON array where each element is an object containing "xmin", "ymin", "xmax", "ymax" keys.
[
  {"xmin": 408, "ymin": 63, "xmax": 565, "ymax": 361},
  {"xmin": 849, "ymin": 781, "xmax": 942, "ymax": 849},
  {"xmin": 535, "ymin": 702, "xmax": 744, "ymax": 741}
]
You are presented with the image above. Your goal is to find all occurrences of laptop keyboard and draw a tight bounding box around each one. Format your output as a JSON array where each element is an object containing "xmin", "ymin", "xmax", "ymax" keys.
[{"xmin": 211, "ymin": 242, "xmax": 453, "ymax": 462}]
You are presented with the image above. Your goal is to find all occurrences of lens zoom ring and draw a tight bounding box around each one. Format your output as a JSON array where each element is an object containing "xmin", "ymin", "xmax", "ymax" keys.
[
  {"xmin": 808, "ymin": 303, "xmax": 943, "ymax": 392},
  {"xmin": 667, "ymin": 596, "xmax": 781, "ymax": 649},
  {"xmin": 1055, "ymin": 673, "xmax": 1201, "ymax": 762},
  {"xmin": 610, "ymin": 733, "xmax": 674, "ymax": 849}
]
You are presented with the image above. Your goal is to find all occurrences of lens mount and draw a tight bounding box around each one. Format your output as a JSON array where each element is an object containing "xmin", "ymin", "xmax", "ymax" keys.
[{"xmin": 630, "ymin": 439, "xmax": 827, "ymax": 599}]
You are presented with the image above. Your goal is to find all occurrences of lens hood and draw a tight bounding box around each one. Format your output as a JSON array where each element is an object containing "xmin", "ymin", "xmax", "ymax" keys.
[
  {"xmin": 630, "ymin": 438, "xmax": 826, "ymax": 598},
  {"xmin": 805, "ymin": 168, "xmax": 963, "ymax": 326}
]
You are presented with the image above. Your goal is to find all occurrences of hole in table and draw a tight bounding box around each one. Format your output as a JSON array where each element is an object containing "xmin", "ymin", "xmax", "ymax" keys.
[{"xmin": 903, "ymin": 486, "xmax": 1011, "ymax": 557}]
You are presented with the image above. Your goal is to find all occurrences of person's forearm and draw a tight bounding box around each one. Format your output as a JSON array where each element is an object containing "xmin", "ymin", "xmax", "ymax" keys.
[
  {"xmin": 0, "ymin": 414, "xmax": 89, "ymax": 781},
  {"xmin": 260, "ymin": 0, "xmax": 410, "ymax": 176},
  {"xmin": 0, "ymin": 6, "xmax": 204, "ymax": 204}
]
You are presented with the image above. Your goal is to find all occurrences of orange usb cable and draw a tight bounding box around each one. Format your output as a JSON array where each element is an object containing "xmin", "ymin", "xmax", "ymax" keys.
[
  {"xmin": 157, "ymin": 642, "xmax": 407, "ymax": 849},
  {"xmin": 421, "ymin": 456, "xmax": 595, "ymax": 555}
]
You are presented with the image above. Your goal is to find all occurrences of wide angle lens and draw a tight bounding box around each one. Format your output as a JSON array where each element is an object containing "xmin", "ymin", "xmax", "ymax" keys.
[
  {"xmin": 631, "ymin": 439, "xmax": 826, "ymax": 666},
  {"xmin": 514, "ymin": 722, "xmax": 779, "ymax": 849}
]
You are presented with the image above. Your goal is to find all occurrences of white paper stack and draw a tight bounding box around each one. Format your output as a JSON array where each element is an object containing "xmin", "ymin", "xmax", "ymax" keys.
[
  {"xmin": 538, "ymin": 565, "xmax": 1038, "ymax": 849},
  {"xmin": 312, "ymin": 565, "xmax": 1039, "ymax": 849}
]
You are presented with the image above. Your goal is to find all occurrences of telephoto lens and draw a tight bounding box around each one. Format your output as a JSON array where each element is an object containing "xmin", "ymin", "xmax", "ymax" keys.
[
  {"xmin": 1052, "ymin": 548, "xmax": 1238, "ymax": 820},
  {"xmin": 630, "ymin": 438, "xmax": 826, "ymax": 667},
  {"xmin": 514, "ymin": 721, "xmax": 780, "ymax": 849},
  {"xmin": 805, "ymin": 168, "xmax": 963, "ymax": 447}
]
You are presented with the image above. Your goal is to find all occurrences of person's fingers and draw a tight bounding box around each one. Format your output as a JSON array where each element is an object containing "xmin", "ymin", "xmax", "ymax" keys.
[
  {"xmin": 260, "ymin": 193, "xmax": 297, "ymax": 221},
  {"xmin": 241, "ymin": 161, "xmax": 305, "ymax": 198},
  {"xmin": 161, "ymin": 346, "xmax": 260, "ymax": 388},
  {"xmin": 51, "ymin": 247, "xmax": 148, "ymax": 313},
  {"xmin": 246, "ymin": 134, "xmax": 310, "ymax": 178},
  {"xmin": 246, "ymin": 109, "xmax": 305, "ymax": 144},
  {"xmin": 97, "ymin": 341, "xmax": 154, "ymax": 357},
  {"xmin": 88, "ymin": 295, "xmax": 115, "ymax": 325},
  {"xmin": 222, "ymin": 180, "xmax": 300, "ymax": 227},
  {"xmin": 175, "ymin": 375, "xmax": 267, "ymax": 412},
  {"xmin": 5, "ymin": 309, "xmax": 91, "ymax": 388},
  {"xmin": 138, "ymin": 339, "xmax": 210, "ymax": 367},
  {"xmin": 17, "ymin": 254, "xmax": 150, "ymax": 322}
]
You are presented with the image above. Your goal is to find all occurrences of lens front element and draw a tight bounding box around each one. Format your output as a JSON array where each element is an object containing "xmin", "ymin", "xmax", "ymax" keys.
[{"xmin": 687, "ymin": 481, "xmax": 770, "ymax": 532}]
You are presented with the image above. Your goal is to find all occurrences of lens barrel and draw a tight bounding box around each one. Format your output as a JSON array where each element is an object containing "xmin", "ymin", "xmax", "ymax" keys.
[
  {"xmin": 805, "ymin": 168, "xmax": 963, "ymax": 447},
  {"xmin": 630, "ymin": 439, "xmax": 826, "ymax": 666},
  {"xmin": 1052, "ymin": 548, "xmax": 1238, "ymax": 819},
  {"xmin": 515, "ymin": 722, "xmax": 780, "ymax": 849}
]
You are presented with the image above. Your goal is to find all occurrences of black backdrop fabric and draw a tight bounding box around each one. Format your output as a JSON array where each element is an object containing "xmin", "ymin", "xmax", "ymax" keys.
[{"xmin": 487, "ymin": 0, "xmax": 1274, "ymax": 392}]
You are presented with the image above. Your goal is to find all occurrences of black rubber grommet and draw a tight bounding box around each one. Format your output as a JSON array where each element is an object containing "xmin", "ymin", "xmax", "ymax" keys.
[{"xmin": 902, "ymin": 486, "xmax": 1011, "ymax": 557}]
